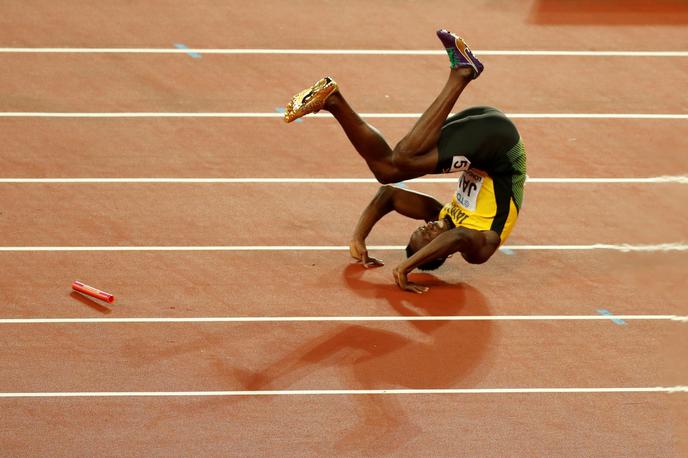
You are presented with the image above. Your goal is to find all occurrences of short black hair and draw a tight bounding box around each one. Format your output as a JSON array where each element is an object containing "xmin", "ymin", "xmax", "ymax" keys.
[{"xmin": 405, "ymin": 243, "xmax": 447, "ymax": 271}]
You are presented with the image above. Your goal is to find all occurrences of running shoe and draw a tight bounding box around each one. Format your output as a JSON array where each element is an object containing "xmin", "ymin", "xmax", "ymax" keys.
[
  {"xmin": 436, "ymin": 29, "xmax": 484, "ymax": 79},
  {"xmin": 284, "ymin": 77, "xmax": 338, "ymax": 123}
]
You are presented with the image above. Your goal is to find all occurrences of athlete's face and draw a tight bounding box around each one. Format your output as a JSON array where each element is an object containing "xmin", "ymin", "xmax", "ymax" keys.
[{"xmin": 408, "ymin": 219, "xmax": 449, "ymax": 253}]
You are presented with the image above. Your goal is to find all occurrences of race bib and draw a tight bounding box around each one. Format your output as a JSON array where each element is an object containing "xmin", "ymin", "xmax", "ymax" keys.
[
  {"xmin": 454, "ymin": 169, "xmax": 484, "ymax": 211},
  {"xmin": 447, "ymin": 155, "xmax": 471, "ymax": 172}
]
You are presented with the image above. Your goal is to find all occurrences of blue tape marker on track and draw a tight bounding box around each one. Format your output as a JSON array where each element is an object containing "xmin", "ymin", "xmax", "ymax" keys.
[
  {"xmin": 597, "ymin": 309, "xmax": 627, "ymax": 325},
  {"xmin": 275, "ymin": 107, "xmax": 302, "ymax": 122},
  {"xmin": 174, "ymin": 44, "xmax": 201, "ymax": 58},
  {"xmin": 394, "ymin": 182, "xmax": 407, "ymax": 188},
  {"xmin": 500, "ymin": 247, "xmax": 515, "ymax": 255}
]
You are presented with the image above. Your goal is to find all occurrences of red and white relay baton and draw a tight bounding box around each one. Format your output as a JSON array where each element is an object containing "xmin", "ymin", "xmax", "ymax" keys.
[{"xmin": 72, "ymin": 280, "xmax": 115, "ymax": 303}]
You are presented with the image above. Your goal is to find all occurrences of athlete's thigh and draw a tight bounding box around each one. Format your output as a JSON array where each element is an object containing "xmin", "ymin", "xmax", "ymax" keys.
[{"xmin": 392, "ymin": 147, "xmax": 440, "ymax": 177}]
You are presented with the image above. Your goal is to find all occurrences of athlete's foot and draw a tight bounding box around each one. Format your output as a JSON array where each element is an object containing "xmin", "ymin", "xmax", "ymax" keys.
[
  {"xmin": 436, "ymin": 29, "xmax": 484, "ymax": 79},
  {"xmin": 284, "ymin": 77, "xmax": 339, "ymax": 123}
]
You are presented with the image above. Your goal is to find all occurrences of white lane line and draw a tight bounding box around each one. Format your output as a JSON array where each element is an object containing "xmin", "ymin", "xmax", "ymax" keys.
[
  {"xmin": 0, "ymin": 48, "xmax": 686, "ymax": 57},
  {"xmin": 1, "ymin": 112, "xmax": 687, "ymax": 119},
  {"xmin": 0, "ymin": 387, "xmax": 685, "ymax": 398},
  {"xmin": 526, "ymin": 177, "xmax": 688, "ymax": 184},
  {"xmin": 0, "ymin": 244, "xmax": 686, "ymax": 253},
  {"xmin": 0, "ymin": 315, "xmax": 685, "ymax": 324},
  {"xmin": 0, "ymin": 177, "xmax": 686, "ymax": 184},
  {"xmin": 504, "ymin": 244, "xmax": 688, "ymax": 252}
]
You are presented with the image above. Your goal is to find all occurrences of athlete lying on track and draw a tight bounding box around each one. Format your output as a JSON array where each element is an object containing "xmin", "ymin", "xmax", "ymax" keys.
[{"xmin": 284, "ymin": 29, "xmax": 527, "ymax": 293}]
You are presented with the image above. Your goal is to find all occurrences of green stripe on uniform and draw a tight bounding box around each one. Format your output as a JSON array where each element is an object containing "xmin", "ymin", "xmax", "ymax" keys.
[{"xmin": 506, "ymin": 141, "xmax": 527, "ymax": 210}]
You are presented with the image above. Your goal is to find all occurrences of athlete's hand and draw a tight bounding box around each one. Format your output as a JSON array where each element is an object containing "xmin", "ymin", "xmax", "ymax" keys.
[
  {"xmin": 349, "ymin": 239, "xmax": 384, "ymax": 268},
  {"xmin": 393, "ymin": 266, "xmax": 429, "ymax": 294}
]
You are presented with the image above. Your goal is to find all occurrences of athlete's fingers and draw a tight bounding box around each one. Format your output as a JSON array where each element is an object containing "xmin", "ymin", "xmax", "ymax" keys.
[
  {"xmin": 349, "ymin": 239, "xmax": 371, "ymax": 263},
  {"xmin": 393, "ymin": 269, "xmax": 429, "ymax": 293},
  {"xmin": 365, "ymin": 256, "xmax": 384, "ymax": 267},
  {"xmin": 402, "ymin": 283, "xmax": 427, "ymax": 294},
  {"xmin": 408, "ymin": 283, "xmax": 429, "ymax": 294},
  {"xmin": 361, "ymin": 251, "xmax": 383, "ymax": 268}
]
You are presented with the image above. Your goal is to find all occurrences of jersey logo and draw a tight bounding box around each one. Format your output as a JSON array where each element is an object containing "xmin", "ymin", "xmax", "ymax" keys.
[
  {"xmin": 444, "ymin": 205, "xmax": 470, "ymax": 226},
  {"xmin": 446, "ymin": 155, "xmax": 471, "ymax": 173}
]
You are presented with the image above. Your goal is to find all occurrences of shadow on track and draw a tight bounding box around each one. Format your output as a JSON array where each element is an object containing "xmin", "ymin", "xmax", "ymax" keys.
[{"xmin": 232, "ymin": 263, "xmax": 494, "ymax": 454}]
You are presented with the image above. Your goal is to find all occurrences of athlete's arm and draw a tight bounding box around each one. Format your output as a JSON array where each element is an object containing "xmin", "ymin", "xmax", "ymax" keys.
[
  {"xmin": 393, "ymin": 227, "xmax": 500, "ymax": 293},
  {"xmin": 350, "ymin": 185, "xmax": 443, "ymax": 267}
]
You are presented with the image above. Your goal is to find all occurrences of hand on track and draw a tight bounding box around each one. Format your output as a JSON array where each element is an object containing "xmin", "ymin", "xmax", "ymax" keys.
[
  {"xmin": 393, "ymin": 266, "xmax": 429, "ymax": 294},
  {"xmin": 349, "ymin": 239, "xmax": 384, "ymax": 268}
]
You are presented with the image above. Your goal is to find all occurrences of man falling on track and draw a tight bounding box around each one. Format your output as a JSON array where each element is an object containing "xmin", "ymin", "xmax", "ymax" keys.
[{"xmin": 284, "ymin": 29, "xmax": 527, "ymax": 293}]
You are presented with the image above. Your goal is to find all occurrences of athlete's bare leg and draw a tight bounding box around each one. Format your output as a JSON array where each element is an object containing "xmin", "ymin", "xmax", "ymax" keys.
[{"xmin": 323, "ymin": 67, "xmax": 473, "ymax": 184}]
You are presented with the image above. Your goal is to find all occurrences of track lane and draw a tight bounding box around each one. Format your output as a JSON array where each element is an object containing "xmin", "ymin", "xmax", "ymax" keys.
[
  {"xmin": 0, "ymin": 320, "xmax": 683, "ymax": 392},
  {"xmin": 1, "ymin": 118, "xmax": 686, "ymax": 179},
  {"xmin": 0, "ymin": 55, "xmax": 687, "ymax": 113},
  {"xmin": 1, "ymin": 183, "xmax": 686, "ymax": 245},
  {"xmin": 0, "ymin": 394, "xmax": 684, "ymax": 456},
  {"xmin": 1, "ymin": 251, "xmax": 686, "ymax": 318}
]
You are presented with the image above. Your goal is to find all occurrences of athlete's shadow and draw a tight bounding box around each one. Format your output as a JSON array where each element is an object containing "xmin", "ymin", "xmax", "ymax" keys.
[
  {"xmin": 338, "ymin": 263, "xmax": 493, "ymax": 388},
  {"xmin": 234, "ymin": 263, "xmax": 494, "ymax": 454}
]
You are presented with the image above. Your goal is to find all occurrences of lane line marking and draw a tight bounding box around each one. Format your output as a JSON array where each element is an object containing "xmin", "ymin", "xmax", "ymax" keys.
[
  {"xmin": 0, "ymin": 244, "xmax": 686, "ymax": 253},
  {"xmin": 1, "ymin": 112, "xmax": 686, "ymax": 119},
  {"xmin": 0, "ymin": 177, "xmax": 686, "ymax": 184},
  {"xmin": 501, "ymin": 244, "xmax": 688, "ymax": 252},
  {"xmin": 596, "ymin": 309, "xmax": 628, "ymax": 326},
  {"xmin": 173, "ymin": 44, "xmax": 201, "ymax": 59},
  {"xmin": 0, "ymin": 48, "xmax": 686, "ymax": 57},
  {"xmin": 0, "ymin": 387, "xmax": 685, "ymax": 398},
  {"xmin": 0, "ymin": 315, "xmax": 684, "ymax": 324}
]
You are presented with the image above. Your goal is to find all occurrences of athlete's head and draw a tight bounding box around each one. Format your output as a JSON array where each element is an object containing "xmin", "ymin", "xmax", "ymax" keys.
[{"xmin": 405, "ymin": 219, "xmax": 451, "ymax": 271}]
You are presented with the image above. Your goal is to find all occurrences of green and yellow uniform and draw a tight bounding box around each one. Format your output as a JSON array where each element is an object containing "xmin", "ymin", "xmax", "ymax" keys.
[{"xmin": 435, "ymin": 107, "xmax": 527, "ymax": 244}]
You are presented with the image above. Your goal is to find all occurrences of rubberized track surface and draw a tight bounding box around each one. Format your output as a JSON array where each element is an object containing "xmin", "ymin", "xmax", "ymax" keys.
[{"xmin": 1, "ymin": 1, "xmax": 686, "ymax": 456}]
